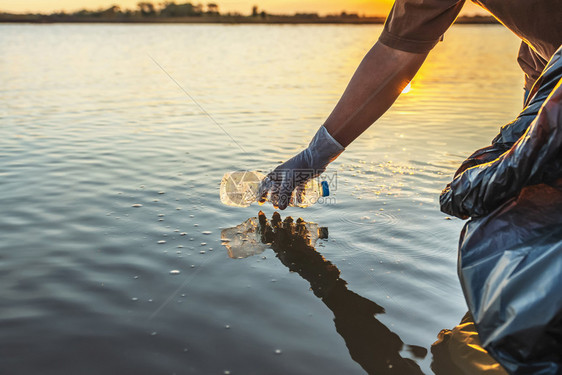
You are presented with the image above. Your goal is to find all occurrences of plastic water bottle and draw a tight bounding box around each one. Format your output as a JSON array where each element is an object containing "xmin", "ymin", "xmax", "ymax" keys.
[{"xmin": 220, "ymin": 171, "xmax": 330, "ymax": 208}]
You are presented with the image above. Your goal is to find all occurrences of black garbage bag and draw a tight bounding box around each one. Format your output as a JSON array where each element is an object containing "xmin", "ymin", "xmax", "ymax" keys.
[
  {"xmin": 440, "ymin": 46, "xmax": 562, "ymax": 374},
  {"xmin": 440, "ymin": 48, "xmax": 562, "ymax": 219},
  {"xmin": 456, "ymin": 181, "xmax": 562, "ymax": 374}
]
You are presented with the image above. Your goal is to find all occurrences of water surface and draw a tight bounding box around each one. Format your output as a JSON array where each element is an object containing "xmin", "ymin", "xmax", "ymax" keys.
[{"xmin": 0, "ymin": 24, "xmax": 524, "ymax": 374}]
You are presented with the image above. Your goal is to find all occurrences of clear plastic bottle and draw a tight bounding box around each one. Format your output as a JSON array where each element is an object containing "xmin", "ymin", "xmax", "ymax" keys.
[{"xmin": 220, "ymin": 171, "xmax": 329, "ymax": 208}]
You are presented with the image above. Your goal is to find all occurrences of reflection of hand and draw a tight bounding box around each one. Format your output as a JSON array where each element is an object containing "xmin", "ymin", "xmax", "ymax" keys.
[
  {"xmin": 256, "ymin": 211, "xmax": 426, "ymax": 375},
  {"xmin": 258, "ymin": 126, "xmax": 344, "ymax": 209},
  {"xmin": 257, "ymin": 211, "xmax": 338, "ymax": 298}
]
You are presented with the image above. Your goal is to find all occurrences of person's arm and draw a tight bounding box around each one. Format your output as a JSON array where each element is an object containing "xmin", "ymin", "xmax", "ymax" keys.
[
  {"xmin": 260, "ymin": 42, "xmax": 429, "ymax": 209},
  {"xmin": 324, "ymin": 41, "xmax": 428, "ymax": 147}
]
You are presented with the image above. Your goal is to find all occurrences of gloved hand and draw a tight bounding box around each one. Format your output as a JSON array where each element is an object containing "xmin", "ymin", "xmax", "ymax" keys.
[{"xmin": 259, "ymin": 126, "xmax": 344, "ymax": 209}]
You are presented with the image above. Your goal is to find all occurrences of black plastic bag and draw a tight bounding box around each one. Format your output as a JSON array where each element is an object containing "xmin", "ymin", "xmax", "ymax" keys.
[{"xmin": 440, "ymin": 46, "xmax": 562, "ymax": 374}]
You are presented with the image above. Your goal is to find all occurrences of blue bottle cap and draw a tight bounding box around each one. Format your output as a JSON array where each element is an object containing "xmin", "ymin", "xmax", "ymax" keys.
[{"xmin": 321, "ymin": 181, "xmax": 330, "ymax": 197}]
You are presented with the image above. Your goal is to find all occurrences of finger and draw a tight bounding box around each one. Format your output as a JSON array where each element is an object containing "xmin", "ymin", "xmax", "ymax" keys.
[
  {"xmin": 277, "ymin": 175, "xmax": 295, "ymax": 210},
  {"xmin": 257, "ymin": 176, "xmax": 272, "ymax": 203},
  {"xmin": 269, "ymin": 180, "xmax": 281, "ymax": 209},
  {"xmin": 262, "ymin": 168, "xmax": 285, "ymax": 205},
  {"xmin": 293, "ymin": 184, "xmax": 306, "ymax": 207},
  {"xmin": 277, "ymin": 194, "xmax": 289, "ymax": 210}
]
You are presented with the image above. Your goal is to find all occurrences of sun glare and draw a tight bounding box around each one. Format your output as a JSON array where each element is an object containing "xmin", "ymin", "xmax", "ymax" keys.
[{"xmin": 401, "ymin": 82, "xmax": 412, "ymax": 94}]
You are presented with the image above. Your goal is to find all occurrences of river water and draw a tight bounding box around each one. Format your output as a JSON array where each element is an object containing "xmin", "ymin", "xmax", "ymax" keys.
[{"xmin": 1, "ymin": 24, "xmax": 524, "ymax": 374}]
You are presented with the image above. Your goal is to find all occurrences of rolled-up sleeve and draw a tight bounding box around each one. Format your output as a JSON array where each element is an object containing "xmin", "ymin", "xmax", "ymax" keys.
[
  {"xmin": 517, "ymin": 42, "xmax": 548, "ymax": 91},
  {"xmin": 379, "ymin": 0, "xmax": 466, "ymax": 53}
]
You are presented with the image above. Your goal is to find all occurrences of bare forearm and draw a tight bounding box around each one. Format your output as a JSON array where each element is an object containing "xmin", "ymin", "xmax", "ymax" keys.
[{"xmin": 324, "ymin": 42, "xmax": 428, "ymax": 147}]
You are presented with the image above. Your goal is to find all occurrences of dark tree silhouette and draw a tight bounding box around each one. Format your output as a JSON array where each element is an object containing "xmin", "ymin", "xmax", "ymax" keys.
[
  {"xmin": 207, "ymin": 3, "xmax": 219, "ymax": 14},
  {"xmin": 137, "ymin": 2, "xmax": 156, "ymax": 16},
  {"xmin": 160, "ymin": 2, "xmax": 203, "ymax": 17}
]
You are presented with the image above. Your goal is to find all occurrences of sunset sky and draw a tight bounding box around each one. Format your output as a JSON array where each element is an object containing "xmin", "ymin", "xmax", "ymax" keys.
[{"xmin": 0, "ymin": 0, "xmax": 487, "ymax": 16}]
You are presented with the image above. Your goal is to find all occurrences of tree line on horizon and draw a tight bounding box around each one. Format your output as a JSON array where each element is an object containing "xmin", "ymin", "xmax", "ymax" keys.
[
  {"xmin": 0, "ymin": 1, "xmax": 371, "ymax": 19},
  {"xmin": 1, "ymin": 2, "xmax": 301, "ymax": 18},
  {"xmin": 0, "ymin": 1, "xmax": 498, "ymax": 24}
]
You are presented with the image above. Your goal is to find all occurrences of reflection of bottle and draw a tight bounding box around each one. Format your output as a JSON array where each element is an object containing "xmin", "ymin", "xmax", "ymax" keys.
[
  {"xmin": 221, "ymin": 217, "xmax": 267, "ymax": 259},
  {"xmin": 221, "ymin": 213, "xmax": 328, "ymax": 259},
  {"xmin": 220, "ymin": 171, "xmax": 330, "ymax": 208}
]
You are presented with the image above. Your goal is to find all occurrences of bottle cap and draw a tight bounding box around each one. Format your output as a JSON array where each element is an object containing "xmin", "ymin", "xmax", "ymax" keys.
[{"xmin": 321, "ymin": 181, "xmax": 329, "ymax": 197}]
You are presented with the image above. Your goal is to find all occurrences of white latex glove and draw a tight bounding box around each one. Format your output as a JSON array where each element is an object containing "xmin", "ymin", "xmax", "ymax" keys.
[{"xmin": 259, "ymin": 126, "xmax": 344, "ymax": 209}]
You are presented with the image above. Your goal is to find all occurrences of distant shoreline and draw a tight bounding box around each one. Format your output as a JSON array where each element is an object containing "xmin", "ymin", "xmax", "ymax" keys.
[{"xmin": 0, "ymin": 14, "xmax": 500, "ymax": 25}]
